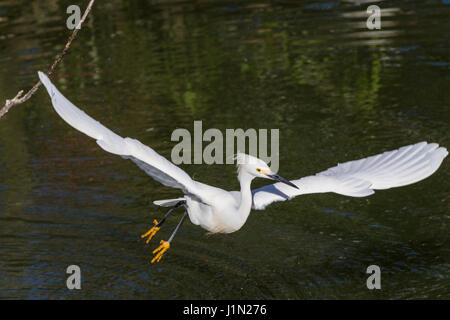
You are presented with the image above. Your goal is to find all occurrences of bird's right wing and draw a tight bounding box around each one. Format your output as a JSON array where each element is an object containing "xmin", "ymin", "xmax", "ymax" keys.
[
  {"xmin": 252, "ymin": 142, "xmax": 448, "ymax": 210},
  {"xmin": 38, "ymin": 72, "xmax": 204, "ymax": 200}
]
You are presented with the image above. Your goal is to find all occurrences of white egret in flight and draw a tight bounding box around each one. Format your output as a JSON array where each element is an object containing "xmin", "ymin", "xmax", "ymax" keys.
[{"xmin": 38, "ymin": 72, "xmax": 448, "ymax": 263}]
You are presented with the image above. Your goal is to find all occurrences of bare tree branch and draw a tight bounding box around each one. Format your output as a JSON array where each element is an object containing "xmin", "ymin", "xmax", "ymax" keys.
[{"xmin": 0, "ymin": 0, "xmax": 95, "ymax": 120}]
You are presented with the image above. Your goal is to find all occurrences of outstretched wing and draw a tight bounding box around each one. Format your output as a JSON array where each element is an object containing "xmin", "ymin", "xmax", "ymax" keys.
[
  {"xmin": 39, "ymin": 72, "xmax": 203, "ymax": 199},
  {"xmin": 252, "ymin": 142, "xmax": 448, "ymax": 210}
]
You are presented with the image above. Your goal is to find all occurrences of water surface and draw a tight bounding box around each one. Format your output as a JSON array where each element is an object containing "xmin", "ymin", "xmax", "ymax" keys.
[{"xmin": 0, "ymin": 0, "xmax": 448, "ymax": 299}]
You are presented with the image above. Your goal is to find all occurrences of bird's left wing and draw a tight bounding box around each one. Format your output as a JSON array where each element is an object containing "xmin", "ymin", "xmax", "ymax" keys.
[
  {"xmin": 38, "ymin": 72, "xmax": 203, "ymax": 199},
  {"xmin": 252, "ymin": 142, "xmax": 448, "ymax": 210}
]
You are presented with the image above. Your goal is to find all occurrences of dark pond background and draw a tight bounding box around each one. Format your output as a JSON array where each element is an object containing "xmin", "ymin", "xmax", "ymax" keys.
[{"xmin": 0, "ymin": 0, "xmax": 448, "ymax": 299}]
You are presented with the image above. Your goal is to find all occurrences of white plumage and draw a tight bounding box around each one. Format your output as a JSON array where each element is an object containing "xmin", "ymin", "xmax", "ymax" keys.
[
  {"xmin": 38, "ymin": 71, "xmax": 448, "ymax": 263},
  {"xmin": 38, "ymin": 71, "xmax": 206, "ymax": 200},
  {"xmin": 252, "ymin": 142, "xmax": 447, "ymax": 209}
]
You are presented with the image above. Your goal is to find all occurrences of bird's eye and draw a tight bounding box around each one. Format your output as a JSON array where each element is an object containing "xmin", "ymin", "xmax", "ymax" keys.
[{"xmin": 256, "ymin": 168, "xmax": 262, "ymax": 173}]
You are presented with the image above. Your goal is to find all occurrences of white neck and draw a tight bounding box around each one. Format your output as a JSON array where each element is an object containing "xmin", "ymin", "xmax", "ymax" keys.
[{"xmin": 236, "ymin": 170, "xmax": 254, "ymax": 228}]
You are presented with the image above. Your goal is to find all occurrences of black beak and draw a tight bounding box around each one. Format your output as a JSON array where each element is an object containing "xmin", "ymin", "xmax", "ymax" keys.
[{"xmin": 267, "ymin": 174, "xmax": 299, "ymax": 189}]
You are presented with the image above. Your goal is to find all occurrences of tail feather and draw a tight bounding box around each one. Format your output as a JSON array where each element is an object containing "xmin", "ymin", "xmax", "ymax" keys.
[{"xmin": 153, "ymin": 198, "xmax": 185, "ymax": 207}]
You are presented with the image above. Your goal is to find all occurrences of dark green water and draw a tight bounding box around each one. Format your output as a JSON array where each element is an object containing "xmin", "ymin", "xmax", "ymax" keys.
[{"xmin": 0, "ymin": 0, "xmax": 448, "ymax": 299}]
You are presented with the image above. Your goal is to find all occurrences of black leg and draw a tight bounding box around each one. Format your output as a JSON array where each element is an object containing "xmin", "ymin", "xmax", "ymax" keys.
[
  {"xmin": 141, "ymin": 200, "xmax": 185, "ymax": 243},
  {"xmin": 156, "ymin": 200, "xmax": 185, "ymax": 228},
  {"xmin": 168, "ymin": 211, "xmax": 188, "ymax": 243}
]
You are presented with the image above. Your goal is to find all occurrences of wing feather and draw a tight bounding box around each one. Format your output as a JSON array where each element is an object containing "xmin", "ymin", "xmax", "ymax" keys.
[
  {"xmin": 252, "ymin": 142, "xmax": 447, "ymax": 210},
  {"xmin": 38, "ymin": 72, "xmax": 201, "ymax": 198}
]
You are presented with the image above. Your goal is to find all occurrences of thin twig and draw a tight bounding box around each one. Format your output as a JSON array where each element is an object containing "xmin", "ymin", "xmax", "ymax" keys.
[{"xmin": 0, "ymin": 0, "xmax": 95, "ymax": 119}]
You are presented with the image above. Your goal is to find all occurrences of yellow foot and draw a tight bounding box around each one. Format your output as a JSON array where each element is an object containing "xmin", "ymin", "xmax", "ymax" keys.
[
  {"xmin": 141, "ymin": 219, "xmax": 160, "ymax": 244},
  {"xmin": 151, "ymin": 240, "xmax": 170, "ymax": 263}
]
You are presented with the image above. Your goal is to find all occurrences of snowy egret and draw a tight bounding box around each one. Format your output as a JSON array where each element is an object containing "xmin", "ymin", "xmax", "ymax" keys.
[{"xmin": 38, "ymin": 72, "xmax": 448, "ymax": 263}]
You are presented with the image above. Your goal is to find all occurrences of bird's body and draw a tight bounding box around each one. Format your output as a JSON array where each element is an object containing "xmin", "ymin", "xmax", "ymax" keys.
[
  {"xmin": 152, "ymin": 166, "xmax": 267, "ymax": 234},
  {"xmin": 38, "ymin": 71, "xmax": 448, "ymax": 263},
  {"xmin": 175, "ymin": 171, "xmax": 256, "ymax": 234},
  {"xmin": 187, "ymin": 194, "xmax": 243, "ymax": 233}
]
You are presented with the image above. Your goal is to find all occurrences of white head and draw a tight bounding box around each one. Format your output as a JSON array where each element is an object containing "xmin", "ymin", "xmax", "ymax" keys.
[{"xmin": 236, "ymin": 153, "xmax": 298, "ymax": 189}]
